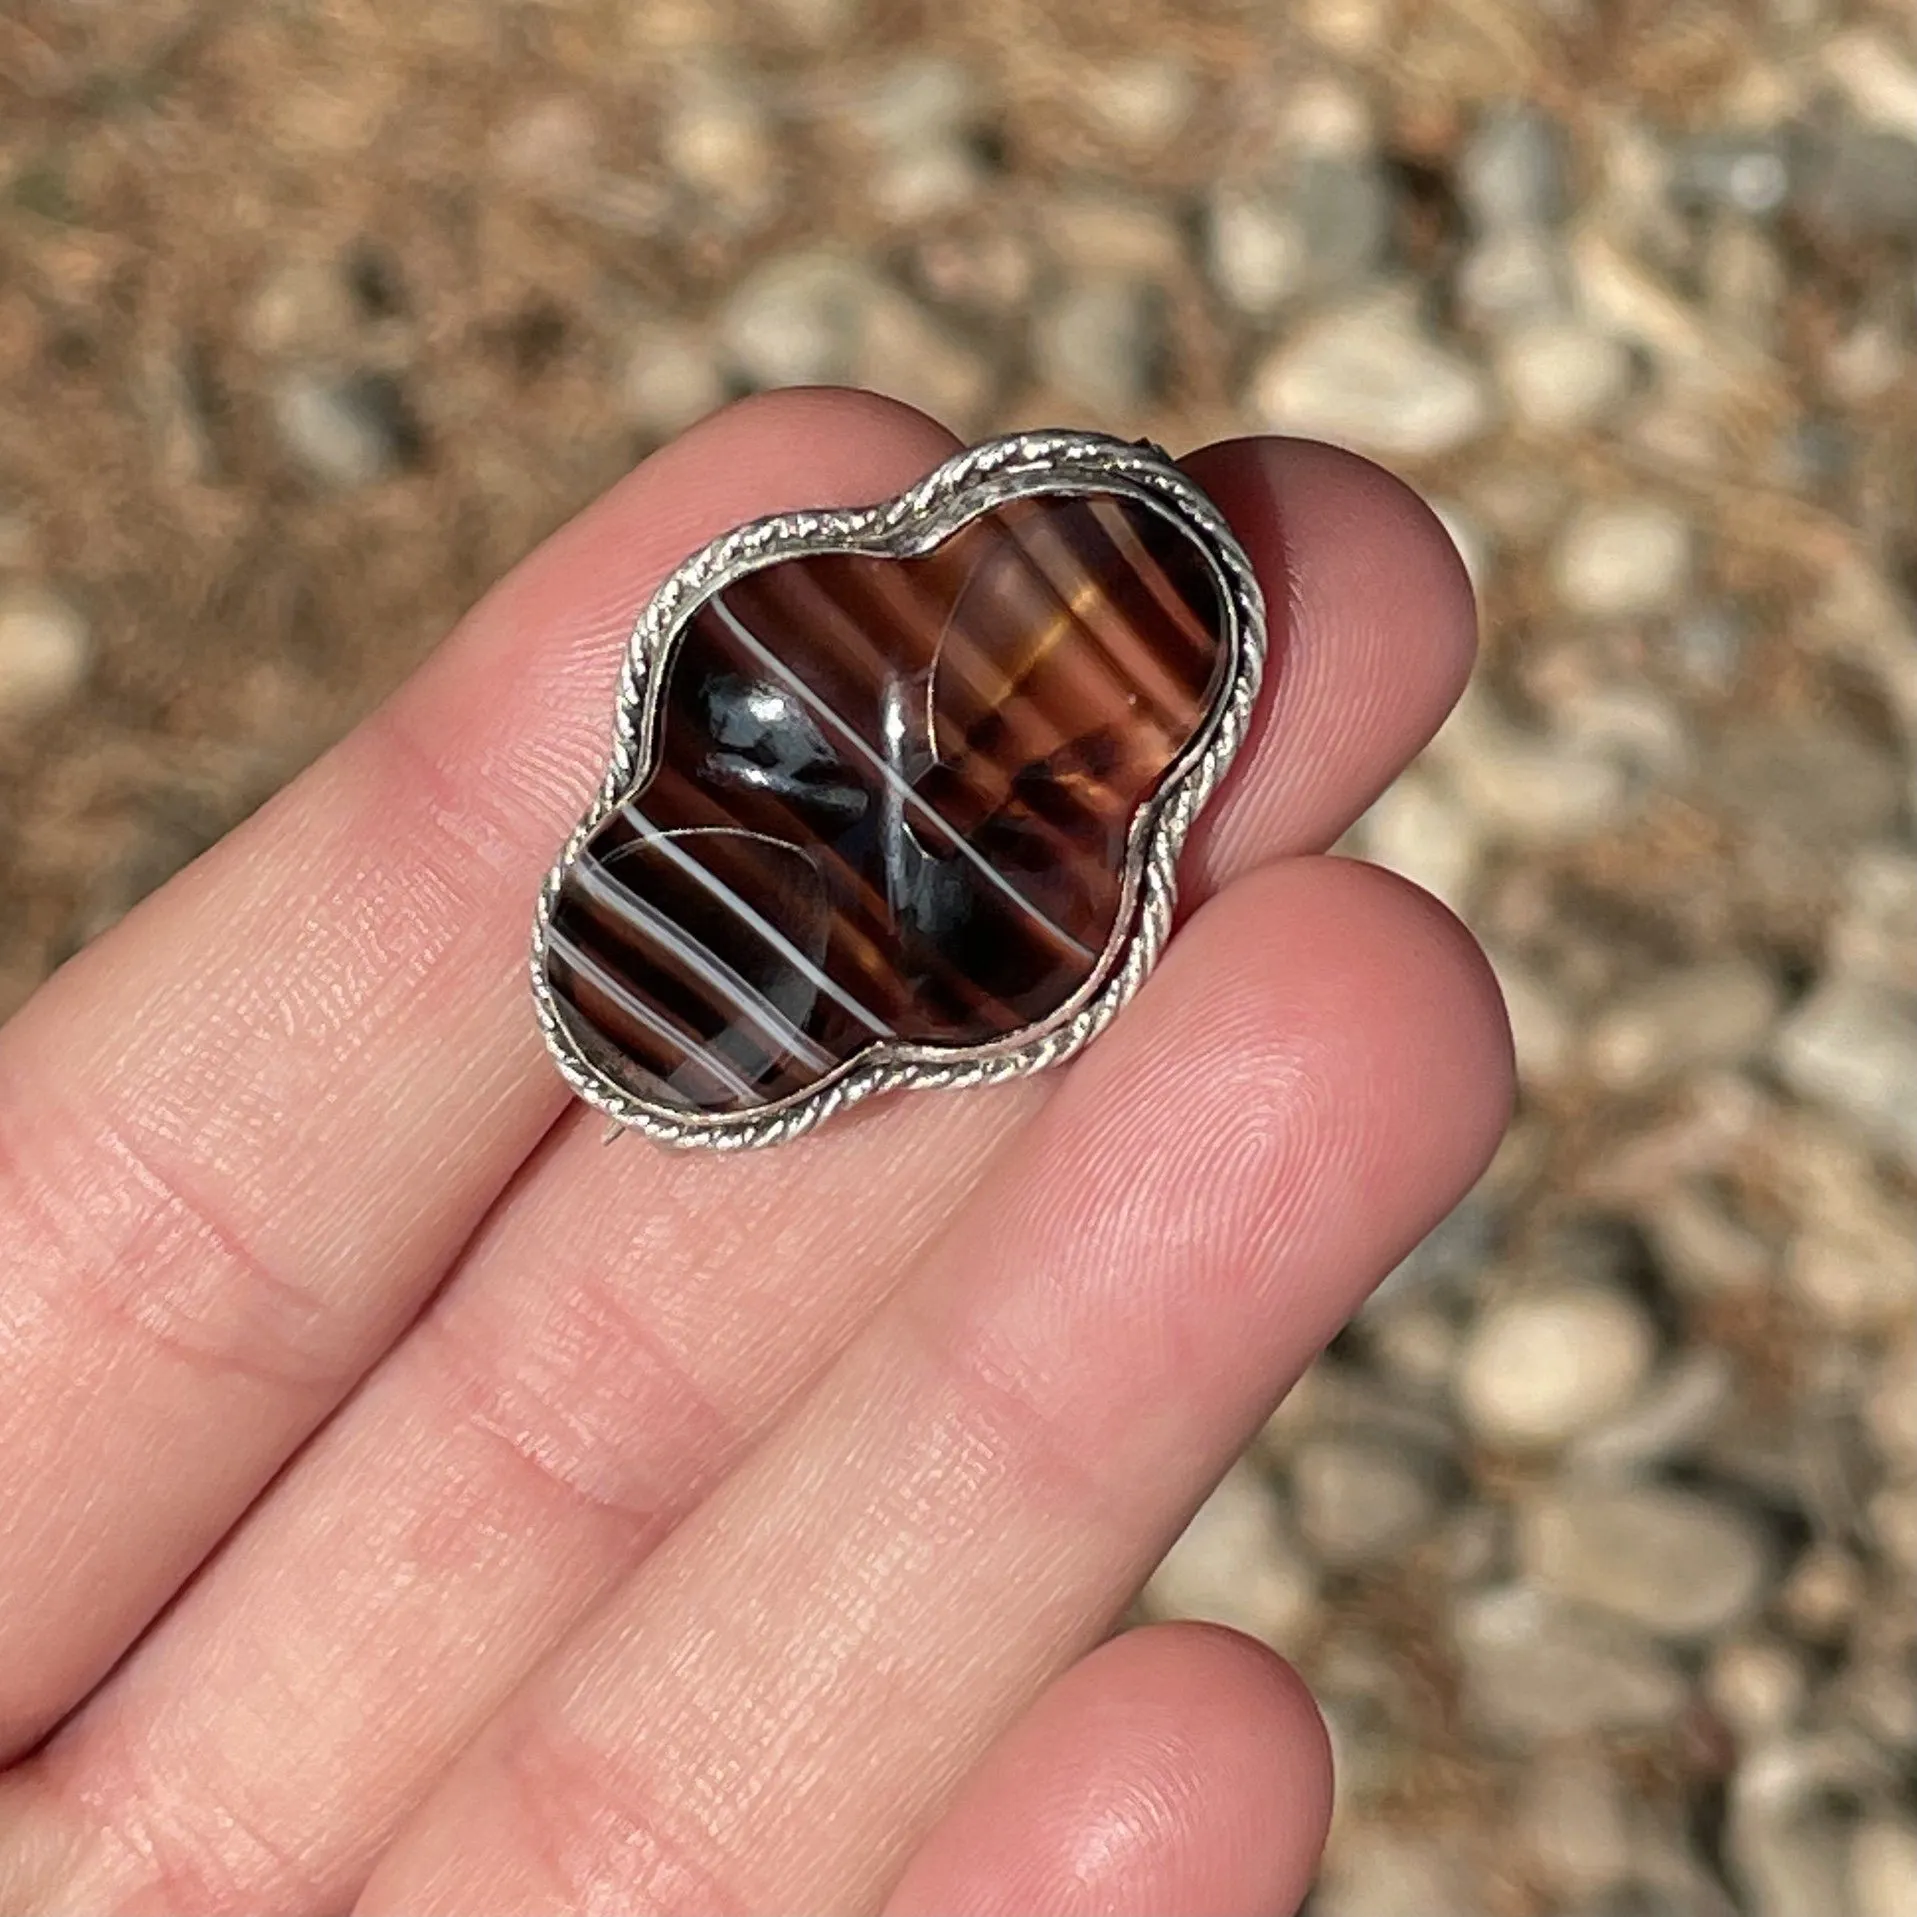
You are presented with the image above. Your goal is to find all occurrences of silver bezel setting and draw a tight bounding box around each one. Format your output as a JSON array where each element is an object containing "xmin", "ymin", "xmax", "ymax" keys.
[{"xmin": 530, "ymin": 428, "xmax": 1267, "ymax": 1149}]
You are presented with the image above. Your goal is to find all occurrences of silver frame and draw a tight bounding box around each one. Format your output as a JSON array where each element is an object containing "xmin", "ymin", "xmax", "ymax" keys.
[{"xmin": 530, "ymin": 428, "xmax": 1266, "ymax": 1149}]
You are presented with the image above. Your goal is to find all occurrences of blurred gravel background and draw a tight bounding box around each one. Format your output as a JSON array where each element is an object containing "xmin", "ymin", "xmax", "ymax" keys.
[{"xmin": 4, "ymin": 3, "xmax": 1917, "ymax": 1913}]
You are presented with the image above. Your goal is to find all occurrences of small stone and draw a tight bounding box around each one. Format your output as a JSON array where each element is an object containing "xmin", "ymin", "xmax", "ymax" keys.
[
  {"xmin": 1432, "ymin": 687, "xmax": 1632, "ymax": 844},
  {"xmin": 1799, "ymin": 125, "xmax": 1917, "ymax": 242},
  {"xmin": 1357, "ymin": 770, "xmax": 1481, "ymax": 914},
  {"xmin": 0, "ymin": 582, "xmax": 90, "ymax": 723},
  {"xmin": 1485, "ymin": 947, "xmax": 1577, "ymax": 1088},
  {"xmin": 850, "ymin": 55, "xmax": 977, "ymax": 152},
  {"xmin": 1039, "ymin": 193, "xmax": 1185, "ymax": 279},
  {"xmin": 1457, "ymin": 228, "xmax": 1570, "ymax": 330},
  {"xmin": 1552, "ymin": 500, "xmax": 1696, "ymax": 620},
  {"xmin": 718, "ymin": 250, "xmax": 877, "ymax": 389},
  {"xmin": 1031, "ymin": 277, "xmax": 1160, "ymax": 418},
  {"xmin": 1204, "ymin": 190, "xmax": 1305, "ymax": 315},
  {"xmin": 1252, "ymin": 291, "xmax": 1495, "ymax": 460},
  {"xmin": 1456, "ymin": 1585, "xmax": 1688, "ymax": 1742},
  {"xmin": 489, "ymin": 96, "xmax": 598, "ymax": 192},
  {"xmin": 1521, "ymin": 1484, "xmax": 1773, "ymax": 1639},
  {"xmin": 1566, "ymin": 1347, "xmax": 1736, "ymax": 1477},
  {"xmin": 1499, "ymin": 318, "xmax": 1634, "ymax": 432},
  {"xmin": 1671, "ymin": 602, "xmax": 1750, "ymax": 691},
  {"xmin": 1868, "ymin": 1481, "xmax": 1917, "ymax": 1577},
  {"xmin": 854, "ymin": 286, "xmax": 992, "ymax": 428},
  {"xmin": 1516, "ymin": 1754, "xmax": 1634, "ymax": 1900},
  {"xmin": 1457, "ymin": 1284, "xmax": 1657, "ymax": 1449},
  {"xmin": 1083, "ymin": 56, "xmax": 1197, "ymax": 154},
  {"xmin": 1291, "ymin": 1435, "xmax": 1442, "ymax": 1568},
  {"xmin": 660, "ymin": 67, "xmax": 779, "ymax": 224},
  {"xmin": 1729, "ymin": 1739, "xmax": 1879, "ymax": 1917},
  {"xmin": 1586, "ymin": 959, "xmax": 1784, "ymax": 1093},
  {"xmin": 1705, "ymin": 1635, "xmax": 1809, "ymax": 1739},
  {"xmin": 852, "ymin": 57, "xmax": 984, "ymax": 221},
  {"xmin": 1863, "ymin": 1338, "xmax": 1917, "ymax": 1470},
  {"xmin": 1850, "ymin": 1820, "xmax": 1917, "ymax": 1917},
  {"xmin": 1832, "ymin": 848, "xmax": 1917, "ymax": 995},
  {"xmin": 1645, "ymin": 1182, "xmax": 1773, "ymax": 1298},
  {"xmin": 244, "ymin": 257, "xmax": 362, "ymax": 357},
  {"xmin": 1316, "ymin": 1832, "xmax": 1480, "ymax": 1917},
  {"xmin": 1785, "ymin": 1195, "xmax": 1917, "ymax": 1333},
  {"xmin": 1777, "ymin": 1543, "xmax": 1866, "ymax": 1644},
  {"xmin": 1142, "ymin": 1461, "xmax": 1319, "ymax": 1652},
  {"xmin": 1300, "ymin": 0, "xmax": 1398, "ymax": 62},
  {"xmin": 1775, "ymin": 980, "xmax": 1917, "ymax": 1170},
  {"xmin": 1459, "ymin": 102, "xmax": 1570, "ymax": 231},
  {"xmin": 1675, "ymin": 132, "xmax": 1794, "ymax": 216},
  {"xmin": 619, "ymin": 320, "xmax": 729, "ymax": 440},
  {"xmin": 1289, "ymin": 151, "xmax": 1393, "ymax": 288},
  {"xmin": 271, "ymin": 370, "xmax": 410, "ymax": 487}
]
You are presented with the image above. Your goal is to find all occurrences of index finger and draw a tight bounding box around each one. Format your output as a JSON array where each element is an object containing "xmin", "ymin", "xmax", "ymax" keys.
[{"xmin": 0, "ymin": 388, "xmax": 963, "ymax": 1760}]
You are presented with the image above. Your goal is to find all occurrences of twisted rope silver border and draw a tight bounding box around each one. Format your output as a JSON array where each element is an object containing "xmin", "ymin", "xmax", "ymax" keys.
[{"xmin": 530, "ymin": 428, "xmax": 1267, "ymax": 1149}]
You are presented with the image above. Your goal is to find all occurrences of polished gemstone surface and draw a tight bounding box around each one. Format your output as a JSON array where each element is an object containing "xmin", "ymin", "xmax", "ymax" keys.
[{"xmin": 545, "ymin": 491, "xmax": 1227, "ymax": 1115}]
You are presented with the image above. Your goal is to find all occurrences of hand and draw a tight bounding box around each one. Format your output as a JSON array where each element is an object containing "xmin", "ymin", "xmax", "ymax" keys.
[{"xmin": 0, "ymin": 390, "xmax": 1510, "ymax": 1917}]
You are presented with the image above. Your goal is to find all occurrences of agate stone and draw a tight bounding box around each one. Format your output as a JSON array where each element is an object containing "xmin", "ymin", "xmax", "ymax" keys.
[{"xmin": 543, "ymin": 490, "xmax": 1228, "ymax": 1116}]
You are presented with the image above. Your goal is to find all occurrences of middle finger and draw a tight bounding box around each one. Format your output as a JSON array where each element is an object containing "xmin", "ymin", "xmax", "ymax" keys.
[{"xmin": 19, "ymin": 435, "xmax": 1471, "ymax": 1916}]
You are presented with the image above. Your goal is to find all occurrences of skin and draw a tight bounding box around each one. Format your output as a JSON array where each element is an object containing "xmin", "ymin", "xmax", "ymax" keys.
[{"xmin": 0, "ymin": 388, "xmax": 1510, "ymax": 1917}]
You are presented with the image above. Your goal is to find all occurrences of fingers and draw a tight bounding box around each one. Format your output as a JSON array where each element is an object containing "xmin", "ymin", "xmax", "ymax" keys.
[
  {"xmin": 6, "ymin": 434, "xmax": 1479, "ymax": 1916},
  {"xmin": 1179, "ymin": 437, "xmax": 1476, "ymax": 896},
  {"xmin": 355, "ymin": 859, "xmax": 1513, "ymax": 1916},
  {"xmin": 0, "ymin": 388, "xmax": 963, "ymax": 1757},
  {"xmin": 882, "ymin": 1624, "xmax": 1330, "ymax": 1917}
]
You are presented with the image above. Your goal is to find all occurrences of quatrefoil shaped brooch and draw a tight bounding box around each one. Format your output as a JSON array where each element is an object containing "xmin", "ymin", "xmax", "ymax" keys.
[{"xmin": 531, "ymin": 429, "xmax": 1266, "ymax": 1149}]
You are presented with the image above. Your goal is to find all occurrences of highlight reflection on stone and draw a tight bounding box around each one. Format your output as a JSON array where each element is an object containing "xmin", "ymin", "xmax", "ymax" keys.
[{"xmin": 545, "ymin": 491, "xmax": 1227, "ymax": 1115}]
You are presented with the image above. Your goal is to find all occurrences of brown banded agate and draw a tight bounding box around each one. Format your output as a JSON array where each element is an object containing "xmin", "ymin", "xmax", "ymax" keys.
[{"xmin": 544, "ymin": 490, "xmax": 1228, "ymax": 1116}]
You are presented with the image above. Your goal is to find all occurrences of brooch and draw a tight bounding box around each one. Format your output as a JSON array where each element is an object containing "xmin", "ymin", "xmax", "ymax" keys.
[{"xmin": 532, "ymin": 430, "xmax": 1266, "ymax": 1148}]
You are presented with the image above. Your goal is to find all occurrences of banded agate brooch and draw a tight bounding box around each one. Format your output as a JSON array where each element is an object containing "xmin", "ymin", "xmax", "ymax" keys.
[{"xmin": 532, "ymin": 430, "xmax": 1266, "ymax": 1148}]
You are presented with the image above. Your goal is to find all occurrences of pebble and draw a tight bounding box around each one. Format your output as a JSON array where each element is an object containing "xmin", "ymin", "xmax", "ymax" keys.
[
  {"xmin": 1551, "ymin": 500, "xmax": 1696, "ymax": 620},
  {"xmin": 1431, "ymin": 687, "xmax": 1632, "ymax": 844},
  {"xmin": 1205, "ymin": 189, "xmax": 1305, "ymax": 315},
  {"xmin": 1315, "ymin": 1831, "xmax": 1479, "ymax": 1917},
  {"xmin": 1774, "ymin": 979, "xmax": 1917, "ymax": 1171},
  {"xmin": 1863, "ymin": 1338, "xmax": 1917, "ymax": 1470},
  {"xmin": 1675, "ymin": 131, "xmax": 1794, "ymax": 217},
  {"xmin": 1488, "ymin": 947, "xmax": 1577, "ymax": 1087},
  {"xmin": 718, "ymin": 250, "xmax": 877, "ymax": 388},
  {"xmin": 1457, "ymin": 227, "xmax": 1570, "ymax": 330},
  {"xmin": 1142, "ymin": 1461, "xmax": 1319, "ymax": 1652},
  {"xmin": 1800, "ymin": 125, "xmax": 1917, "ymax": 242},
  {"xmin": 1356, "ymin": 769, "xmax": 1481, "ymax": 914},
  {"xmin": 851, "ymin": 56, "xmax": 984, "ymax": 221},
  {"xmin": 0, "ymin": 582, "xmax": 90, "ymax": 723},
  {"xmin": 1083, "ymin": 56, "xmax": 1196, "ymax": 155},
  {"xmin": 1785, "ymin": 1197, "xmax": 1917, "ymax": 1334},
  {"xmin": 1291, "ymin": 1435, "xmax": 1442, "ymax": 1569},
  {"xmin": 1849, "ymin": 1818, "xmax": 1917, "ymax": 1917},
  {"xmin": 1498, "ymin": 317, "xmax": 1635, "ymax": 432},
  {"xmin": 1515, "ymin": 1754, "xmax": 1634, "ymax": 1900},
  {"xmin": 1031, "ymin": 277, "xmax": 1159, "ymax": 418},
  {"xmin": 619, "ymin": 319, "xmax": 729, "ymax": 439},
  {"xmin": 1459, "ymin": 102, "xmax": 1570, "ymax": 232},
  {"xmin": 1586, "ymin": 958, "xmax": 1784, "ymax": 1093},
  {"xmin": 1832, "ymin": 848, "xmax": 1917, "ymax": 995},
  {"xmin": 1645, "ymin": 1182, "xmax": 1773, "ymax": 1298},
  {"xmin": 1566, "ymin": 1346, "xmax": 1736, "ymax": 1477},
  {"xmin": 1520, "ymin": 1484, "xmax": 1773, "ymax": 1640},
  {"xmin": 1728, "ymin": 1738, "xmax": 1882, "ymax": 1917},
  {"xmin": 271, "ymin": 370, "xmax": 410, "ymax": 486},
  {"xmin": 1456, "ymin": 1284, "xmax": 1657, "ymax": 1449},
  {"xmin": 1252, "ymin": 291, "xmax": 1496, "ymax": 459},
  {"xmin": 660, "ymin": 66, "xmax": 779, "ymax": 225},
  {"xmin": 853, "ymin": 285, "xmax": 993, "ymax": 428},
  {"xmin": 1455, "ymin": 1585, "xmax": 1688, "ymax": 1741},
  {"xmin": 1706, "ymin": 1634, "xmax": 1810, "ymax": 1739},
  {"xmin": 1777, "ymin": 1543, "xmax": 1866, "ymax": 1644}
]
